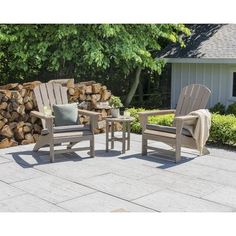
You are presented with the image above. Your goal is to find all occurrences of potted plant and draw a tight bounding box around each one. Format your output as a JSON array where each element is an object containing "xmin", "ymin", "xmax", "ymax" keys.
[{"xmin": 109, "ymin": 96, "xmax": 123, "ymax": 118}]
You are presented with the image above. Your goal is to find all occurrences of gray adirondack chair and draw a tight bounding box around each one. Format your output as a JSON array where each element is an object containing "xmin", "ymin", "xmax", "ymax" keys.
[
  {"xmin": 30, "ymin": 83, "xmax": 99, "ymax": 162},
  {"xmin": 138, "ymin": 84, "xmax": 211, "ymax": 163}
]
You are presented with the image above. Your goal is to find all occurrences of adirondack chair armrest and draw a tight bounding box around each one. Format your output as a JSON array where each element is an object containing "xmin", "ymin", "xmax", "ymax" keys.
[
  {"xmin": 78, "ymin": 109, "xmax": 100, "ymax": 131},
  {"xmin": 138, "ymin": 109, "xmax": 176, "ymax": 117},
  {"xmin": 31, "ymin": 111, "xmax": 54, "ymax": 135},
  {"xmin": 30, "ymin": 111, "xmax": 55, "ymax": 120},
  {"xmin": 78, "ymin": 109, "xmax": 100, "ymax": 117},
  {"xmin": 138, "ymin": 110, "xmax": 176, "ymax": 131},
  {"xmin": 174, "ymin": 115, "xmax": 198, "ymax": 125}
]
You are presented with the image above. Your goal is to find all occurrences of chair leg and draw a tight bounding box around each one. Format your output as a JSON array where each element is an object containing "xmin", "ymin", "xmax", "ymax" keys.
[
  {"xmin": 33, "ymin": 135, "xmax": 47, "ymax": 152},
  {"xmin": 175, "ymin": 144, "xmax": 181, "ymax": 163},
  {"xmin": 67, "ymin": 142, "xmax": 73, "ymax": 149},
  {"xmin": 33, "ymin": 142, "xmax": 40, "ymax": 152},
  {"xmin": 142, "ymin": 136, "xmax": 147, "ymax": 156},
  {"xmin": 201, "ymin": 146, "xmax": 210, "ymax": 156},
  {"xmin": 50, "ymin": 142, "xmax": 55, "ymax": 163},
  {"xmin": 90, "ymin": 137, "xmax": 95, "ymax": 158}
]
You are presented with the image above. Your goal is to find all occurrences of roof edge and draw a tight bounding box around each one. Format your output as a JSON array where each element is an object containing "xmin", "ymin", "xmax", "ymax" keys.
[{"xmin": 164, "ymin": 58, "xmax": 236, "ymax": 64}]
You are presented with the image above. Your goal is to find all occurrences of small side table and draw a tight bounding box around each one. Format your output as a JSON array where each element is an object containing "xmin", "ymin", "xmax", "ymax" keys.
[{"xmin": 105, "ymin": 116, "xmax": 134, "ymax": 154}]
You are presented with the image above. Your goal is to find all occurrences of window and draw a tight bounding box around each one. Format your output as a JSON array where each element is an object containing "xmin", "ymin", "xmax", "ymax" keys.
[{"xmin": 233, "ymin": 72, "xmax": 236, "ymax": 97}]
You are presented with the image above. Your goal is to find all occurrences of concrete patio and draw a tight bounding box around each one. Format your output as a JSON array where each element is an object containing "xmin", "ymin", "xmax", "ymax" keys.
[{"xmin": 0, "ymin": 133, "xmax": 236, "ymax": 212}]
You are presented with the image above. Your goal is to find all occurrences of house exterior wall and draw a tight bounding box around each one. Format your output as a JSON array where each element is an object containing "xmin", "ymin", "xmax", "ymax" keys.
[{"xmin": 171, "ymin": 63, "xmax": 236, "ymax": 108}]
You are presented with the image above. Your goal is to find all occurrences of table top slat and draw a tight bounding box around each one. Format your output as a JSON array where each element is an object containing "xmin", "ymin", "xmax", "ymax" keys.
[{"xmin": 105, "ymin": 116, "xmax": 134, "ymax": 122}]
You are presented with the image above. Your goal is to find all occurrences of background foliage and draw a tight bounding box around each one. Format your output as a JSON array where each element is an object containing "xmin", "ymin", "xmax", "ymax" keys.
[
  {"xmin": 209, "ymin": 102, "xmax": 236, "ymax": 116},
  {"xmin": 0, "ymin": 24, "xmax": 190, "ymax": 106}
]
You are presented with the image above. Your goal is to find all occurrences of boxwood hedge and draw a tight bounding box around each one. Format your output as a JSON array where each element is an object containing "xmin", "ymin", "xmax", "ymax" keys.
[{"xmin": 127, "ymin": 108, "xmax": 236, "ymax": 146}]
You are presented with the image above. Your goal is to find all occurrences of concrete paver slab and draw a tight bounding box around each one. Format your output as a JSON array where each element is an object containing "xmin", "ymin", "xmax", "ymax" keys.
[
  {"xmin": 12, "ymin": 175, "xmax": 95, "ymax": 204},
  {"xmin": 58, "ymin": 192, "xmax": 154, "ymax": 212},
  {"xmin": 0, "ymin": 194, "xmax": 66, "ymax": 212},
  {"xmin": 133, "ymin": 189, "xmax": 233, "ymax": 212}
]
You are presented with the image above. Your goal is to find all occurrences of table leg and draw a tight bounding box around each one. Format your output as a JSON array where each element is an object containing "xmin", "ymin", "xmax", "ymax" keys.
[
  {"xmin": 111, "ymin": 121, "xmax": 114, "ymax": 149},
  {"xmin": 122, "ymin": 122, "xmax": 126, "ymax": 154},
  {"xmin": 106, "ymin": 120, "xmax": 109, "ymax": 152},
  {"xmin": 127, "ymin": 122, "xmax": 131, "ymax": 150}
]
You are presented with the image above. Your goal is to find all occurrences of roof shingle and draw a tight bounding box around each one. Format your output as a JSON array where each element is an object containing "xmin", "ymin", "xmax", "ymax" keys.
[{"xmin": 159, "ymin": 24, "xmax": 236, "ymax": 59}]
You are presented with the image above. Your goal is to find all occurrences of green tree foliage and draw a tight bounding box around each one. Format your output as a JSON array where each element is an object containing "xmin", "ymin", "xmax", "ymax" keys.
[{"xmin": 0, "ymin": 24, "xmax": 190, "ymax": 104}]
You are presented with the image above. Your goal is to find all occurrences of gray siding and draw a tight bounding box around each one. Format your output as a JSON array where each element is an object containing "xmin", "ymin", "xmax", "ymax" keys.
[{"xmin": 171, "ymin": 63, "xmax": 236, "ymax": 108}]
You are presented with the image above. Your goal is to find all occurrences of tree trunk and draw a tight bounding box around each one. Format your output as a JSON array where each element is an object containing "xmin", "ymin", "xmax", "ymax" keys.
[
  {"xmin": 138, "ymin": 79, "xmax": 144, "ymax": 105},
  {"xmin": 125, "ymin": 67, "xmax": 142, "ymax": 107}
]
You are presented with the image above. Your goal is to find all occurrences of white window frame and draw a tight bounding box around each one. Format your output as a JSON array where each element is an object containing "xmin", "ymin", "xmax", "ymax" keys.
[
  {"xmin": 229, "ymin": 69, "xmax": 236, "ymax": 102},
  {"xmin": 232, "ymin": 71, "xmax": 236, "ymax": 97}
]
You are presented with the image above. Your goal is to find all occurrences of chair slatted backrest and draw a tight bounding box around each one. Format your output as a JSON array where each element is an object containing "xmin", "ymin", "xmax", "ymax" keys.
[
  {"xmin": 174, "ymin": 84, "xmax": 211, "ymax": 125},
  {"xmin": 34, "ymin": 83, "xmax": 68, "ymax": 128}
]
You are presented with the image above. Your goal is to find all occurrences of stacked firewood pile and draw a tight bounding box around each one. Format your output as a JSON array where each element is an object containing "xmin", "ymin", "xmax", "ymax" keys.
[{"xmin": 0, "ymin": 79, "xmax": 112, "ymax": 148}]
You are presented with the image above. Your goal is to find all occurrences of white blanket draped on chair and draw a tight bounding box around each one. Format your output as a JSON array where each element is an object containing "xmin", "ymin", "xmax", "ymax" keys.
[{"xmin": 184, "ymin": 109, "xmax": 211, "ymax": 154}]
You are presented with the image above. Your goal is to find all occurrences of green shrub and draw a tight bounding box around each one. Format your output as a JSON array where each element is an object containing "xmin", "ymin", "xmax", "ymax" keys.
[
  {"xmin": 128, "ymin": 108, "xmax": 236, "ymax": 146},
  {"xmin": 128, "ymin": 108, "xmax": 146, "ymax": 134},
  {"xmin": 210, "ymin": 114, "xmax": 236, "ymax": 145},
  {"xmin": 148, "ymin": 114, "xmax": 174, "ymax": 126},
  {"xmin": 128, "ymin": 108, "xmax": 174, "ymax": 134},
  {"xmin": 209, "ymin": 102, "xmax": 226, "ymax": 115},
  {"xmin": 226, "ymin": 102, "xmax": 236, "ymax": 116}
]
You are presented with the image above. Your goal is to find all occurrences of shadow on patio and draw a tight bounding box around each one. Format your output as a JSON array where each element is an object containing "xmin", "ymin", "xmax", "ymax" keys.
[{"xmin": 6, "ymin": 146, "xmax": 198, "ymax": 170}]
